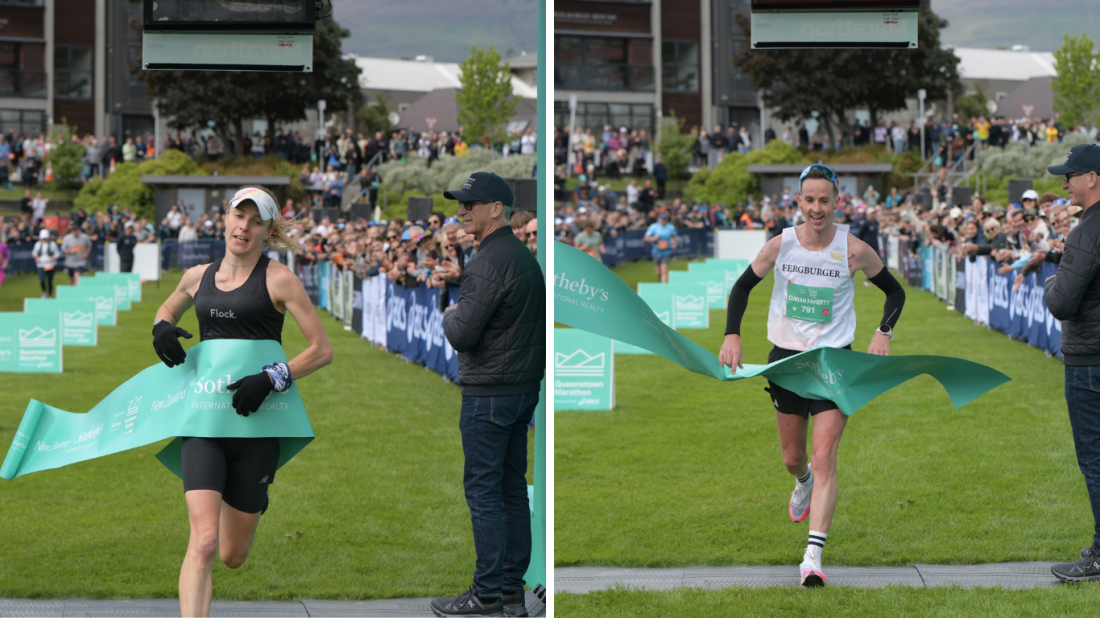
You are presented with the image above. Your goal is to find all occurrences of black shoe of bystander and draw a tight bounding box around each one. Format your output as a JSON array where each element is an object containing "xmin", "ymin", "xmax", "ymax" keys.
[
  {"xmin": 1051, "ymin": 547, "xmax": 1100, "ymax": 583},
  {"xmin": 430, "ymin": 586, "xmax": 505, "ymax": 616}
]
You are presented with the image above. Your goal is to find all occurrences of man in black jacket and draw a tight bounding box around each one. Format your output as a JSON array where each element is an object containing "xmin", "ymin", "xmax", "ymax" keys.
[
  {"xmin": 434, "ymin": 172, "xmax": 545, "ymax": 617},
  {"xmin": 1044, "ymin": 144, "xmax": 1100, "ymax": 582}
]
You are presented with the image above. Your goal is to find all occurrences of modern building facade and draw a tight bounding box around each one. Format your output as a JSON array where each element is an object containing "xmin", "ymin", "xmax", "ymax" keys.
[
  {"xmin": 554, "ymin": 0, "xmax": 759, "ymax": 136},
  {"xmin": 0, "ymin": 0, "xmax": 151, "ymax": 140}
]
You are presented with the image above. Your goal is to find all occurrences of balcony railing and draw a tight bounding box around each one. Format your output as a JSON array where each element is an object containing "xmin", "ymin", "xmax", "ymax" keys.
[
  {"xmin": 555, "ymin": 63, "xmax": 655, "ymax": 92},
  {"xmin": 0, "ymin": 69, "xmax": 47, "ymax": 98},
  {"xmin": 0, "ymin": 0, "xmax": 45, "ymax": 6}
]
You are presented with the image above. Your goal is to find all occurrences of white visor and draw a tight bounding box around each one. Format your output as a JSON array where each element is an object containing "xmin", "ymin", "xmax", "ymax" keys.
[{"xmin": 229, "ymin": 187, "xmax": 278, "ymax": 222}]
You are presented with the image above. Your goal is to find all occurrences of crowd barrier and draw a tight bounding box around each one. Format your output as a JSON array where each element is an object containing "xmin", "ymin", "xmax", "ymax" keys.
[
  {"xmin": 296, "ymin": 261, "xmax": 460, "ymax": 382},
  {"xmin": 887, "ymin": 241, "xmax": 1062, "ymax": 358},
  {"xmin": 601, "ymin": 228, "xmax": 714, "ymax": 268}
]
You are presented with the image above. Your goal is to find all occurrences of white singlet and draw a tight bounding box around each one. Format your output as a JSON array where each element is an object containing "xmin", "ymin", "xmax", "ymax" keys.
[{"xmin": 767, "ymin": 224, "xmax": 856, "ymax": 351}]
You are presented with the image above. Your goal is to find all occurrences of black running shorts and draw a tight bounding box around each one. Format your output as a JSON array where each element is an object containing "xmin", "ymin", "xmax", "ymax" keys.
[
  {"xmin": 765, "ymin": 345, "xmax": 850, "ymax": 419},
  {"xmin": 181, "ymin": 437, "xmax": 280, "ymax": 514}
]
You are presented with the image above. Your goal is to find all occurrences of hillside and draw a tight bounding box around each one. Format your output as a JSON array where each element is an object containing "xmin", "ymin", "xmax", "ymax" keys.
[
  {"xmin": 933, "ymin": 0, "xmax": 1100, "ymax": 52},
  {"xmin": 332, "ymin": 0, "xmax": 538, "ymax": 63}
]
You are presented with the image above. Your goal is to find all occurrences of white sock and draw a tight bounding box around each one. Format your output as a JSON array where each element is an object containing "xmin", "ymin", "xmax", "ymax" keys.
[
  {"xmin": 797, "ymin": 467, "xmax": 813, "ymax": 487},
  {"xmin": 805, "ymin": 530, "xmax": 827, "ymax": 563}
]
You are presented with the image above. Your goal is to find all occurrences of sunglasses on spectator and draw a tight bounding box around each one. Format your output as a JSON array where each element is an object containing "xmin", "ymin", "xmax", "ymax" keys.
[{"xmin": 529, "ymin": 230, "xmax": 537, "ymax": 237}]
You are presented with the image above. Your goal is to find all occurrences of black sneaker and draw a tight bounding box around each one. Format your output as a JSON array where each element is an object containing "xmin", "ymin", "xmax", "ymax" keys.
[
  {"xmin": 430, "ymin": 586, "xmax": 504, "ymax": 617},
  {"xmin": 501, "ymin": 590, "xmax": 527, "ymax": 617},
  {"xmin": 1051, "ymin": 547, "xmax": 1100, "ymax": 583}
]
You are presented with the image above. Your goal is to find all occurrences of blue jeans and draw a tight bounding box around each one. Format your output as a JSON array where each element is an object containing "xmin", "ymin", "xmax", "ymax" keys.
[
  {"xmin": 1065, "ymin": 365, "xmax": 1100, "ymax": 551},
  {"xmin": 459, "ymin": 393, "xmax": 538, "ymax": 597}
]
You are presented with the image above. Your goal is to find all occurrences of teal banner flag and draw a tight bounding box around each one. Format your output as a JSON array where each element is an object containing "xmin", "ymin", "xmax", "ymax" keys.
[
  {"xmin": 1, "ymin": 339, "xmax": 314, "ymax": 480},
  {"xmin": 555, "ymin": 243, "xmax": 1010, "ymax": 415},
  {"xmin": 91, "ymin": 273, "xmax": 141, "ymax": 303},
  {"xmin": 57, "ymin": 286, "xmax": 117, "ymax": 326},
  {"xmin": 0, "ymin": 312, "xmax": 63, "ymax": 373},
  {"xmin": 23, "ymin": 299, "xmax": 98, "ymax": 346}
]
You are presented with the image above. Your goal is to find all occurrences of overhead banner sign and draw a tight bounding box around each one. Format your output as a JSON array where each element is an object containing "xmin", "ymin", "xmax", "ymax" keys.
[
  {"xmin": 555, "ymin": 329, "xmax": 614, "ymax": 411},
  {"xmin": 0, "ymin": 312, "xmax": 63, "ymax": 373},
  {"xmin": 57, "ymin": 286, "xmax": 117, "ymax": 327},
  {"xmin": 23, "ymin": 299, "xmax": 98, "ymax": 347}
]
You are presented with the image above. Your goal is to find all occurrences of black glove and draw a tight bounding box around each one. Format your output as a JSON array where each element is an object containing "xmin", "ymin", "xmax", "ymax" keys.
[
  {"xmin": 227, "ymin": 373, "xmax": 274, "ymax": 417},
  {"xmin": 152, "ymin": 321, "xmax": 193, "ymax": 367}
]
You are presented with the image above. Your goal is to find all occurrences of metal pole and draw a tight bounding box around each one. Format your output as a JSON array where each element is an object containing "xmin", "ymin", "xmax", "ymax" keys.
[{"xmin": 567, "ymin": 94, "xmax": 577, "ymax": 178}]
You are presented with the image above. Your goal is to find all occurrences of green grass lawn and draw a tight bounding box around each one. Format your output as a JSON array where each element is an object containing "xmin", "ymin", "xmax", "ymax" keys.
[
  {"xmin": 0, "ymin": 269, "xmax": 532, "ymax": 600},
  {"xmin": 556, "ymin": 258, "xmax": 1085, "ymax": 568},
  {"xmin": 556, "ymin": 585, "xmax": 1100, "ymax": 617}
]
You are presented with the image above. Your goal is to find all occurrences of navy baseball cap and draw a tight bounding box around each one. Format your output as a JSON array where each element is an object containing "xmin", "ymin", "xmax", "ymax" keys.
[
  {"xmin": 1048, "ymin": 144, "xmax": 1100, "ymax": 175},
  {"xmin": 443, "ymin": 172, "xmax": 515, "ymax": 207}
]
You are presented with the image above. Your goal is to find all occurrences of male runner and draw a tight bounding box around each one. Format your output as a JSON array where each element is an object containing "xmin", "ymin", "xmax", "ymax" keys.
[
  {"xmin": 718, "ymin": 164, "xmax": 906, "ymax": 587},
  {"xmin": 643, "ymin": 212, "xmax": 677, "ymax": 283}
]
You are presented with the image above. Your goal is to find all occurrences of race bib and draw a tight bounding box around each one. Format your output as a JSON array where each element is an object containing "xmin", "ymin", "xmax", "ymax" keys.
[
  {"xmin": 657, "ymin": 240, "xmax": 670, "ymax": 250},
  {"xmin": 786, "ymin": 282, "xmax": 833, "ymax": 323}
]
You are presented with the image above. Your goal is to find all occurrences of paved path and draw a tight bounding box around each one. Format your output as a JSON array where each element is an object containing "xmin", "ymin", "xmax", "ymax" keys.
[
  {"xmin": 0, "ymin": 592, "xmax": 546, "ymax": 617},
  {"xmin": 556, "ymin": 563, "xmax": 1064, "ymax": 594}
]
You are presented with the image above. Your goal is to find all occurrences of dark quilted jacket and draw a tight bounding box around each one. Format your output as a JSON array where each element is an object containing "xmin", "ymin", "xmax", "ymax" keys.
[
  {"xmin": 1046, "ymin": 201, "xmax": 1100, "ymax": 365},
  {"xmin": 443, "ymin": 225, "xmax": 545, "ymax": 395}
]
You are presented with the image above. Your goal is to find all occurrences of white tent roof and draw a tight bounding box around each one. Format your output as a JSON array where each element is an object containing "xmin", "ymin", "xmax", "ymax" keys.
[
  {"xmin": 950, "ymin": 47, "xmax": 1057, "ymax": 83},
  {"xmin": 349, "ymin": 55, "xmax": 537, "ymax": 99}
]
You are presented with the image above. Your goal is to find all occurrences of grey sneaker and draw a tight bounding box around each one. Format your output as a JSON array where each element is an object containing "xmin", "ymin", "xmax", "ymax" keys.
[
  {"xmin": 789, "ymin": 465, "xmax": 812, "ymax": 522},
  {"xmin": 501, "ymin": 590, "xmax": 527, "ymax": 617},
  {"xmin": 1051, "ymin": 547, "xmax": 1100, "ymax": 583}
]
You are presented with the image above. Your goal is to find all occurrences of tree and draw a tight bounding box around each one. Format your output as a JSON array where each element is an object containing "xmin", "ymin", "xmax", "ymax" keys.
[
  {"xmin": 133, "ymin": 18, "xmax": 362, "ymax": 157},
  {"xmin": 455, "ymin": 46, "xmax": 517, "ymax": 146},
  {"xmin": 733, "ymin": 8, "xmax": 961, "ymax": 143},
  {"xmin": 1052, "ymin": 33, "xmax": 1100, "ymax": 129},
  {"xmin": 357, "ymin": 93, "xmax": 395, "ymax": 136},
  {"xmin": 655, "ymin": 114, "xmax": 695, "ymax": 179}
]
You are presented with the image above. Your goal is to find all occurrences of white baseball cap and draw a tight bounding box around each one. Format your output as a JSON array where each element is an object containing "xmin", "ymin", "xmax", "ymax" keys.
[
  {"xmin": 1022, "ymin": 189, "xmax": 1039, "ymax": 201},
  {"xmin": 229, "ymin": 187, "xmax": 278, "ymax": 221},
  {"xmin": 38, "ymin": 229, "xmax": 49, "ymax": 239}
]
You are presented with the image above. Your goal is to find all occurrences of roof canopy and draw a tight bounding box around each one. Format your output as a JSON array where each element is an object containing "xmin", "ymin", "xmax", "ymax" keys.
[
  {"xmin": 349, "ymin": 55, "xmax": 537, "ymax": 99},
  {"xmin": 747, "ymin": 164, "xmax": 894, "ymax": 174},
  {"xmin": 950, "ymin": 47, "xmax": 1056, "ymax": 83}
]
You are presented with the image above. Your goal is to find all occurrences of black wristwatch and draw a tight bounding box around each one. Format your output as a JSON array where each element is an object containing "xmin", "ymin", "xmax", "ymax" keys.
[{"xmin": 876, "ymin": 324, "xmax": 894, "ymax": 340}]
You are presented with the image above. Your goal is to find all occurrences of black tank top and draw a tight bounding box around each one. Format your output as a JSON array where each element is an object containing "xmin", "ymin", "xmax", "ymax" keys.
[{"xmin": 194, "ymin": 254, "xmax": 285, "ymax": 343}]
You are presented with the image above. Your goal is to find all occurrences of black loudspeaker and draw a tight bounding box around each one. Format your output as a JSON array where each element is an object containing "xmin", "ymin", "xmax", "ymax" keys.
[
  {"xmin": 504, "ymin": 177, "xmax": 538, "ymax": 213},
  {"xmin": 348, "ymin": 203, "xmax": 373, "ymax": 221},
  {"xmin": 915, "ymin": 192, "xmax": 933, "ymax": 211},
  {"xmin": 407, "ymin": 196, "xmax": 434, "ymax": 223},
  {"xmin": 1007, "ymin": 178, "xmax": 1033, "ymax": 205},
  {"xmin": 952, "ymin": 186, "xmax": 972, "ymax": 206}
]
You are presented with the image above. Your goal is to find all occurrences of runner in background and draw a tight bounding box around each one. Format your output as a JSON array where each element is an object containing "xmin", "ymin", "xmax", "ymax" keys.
[
  {"xmin": 573, "ymin": 220, "xmax": 605, "ymax": 260},
  {"xmin": 718, "ymin": 164, "xmax": 906, "ymax": 588},
  {"xmin": 644, "ymin": 212, "xmax": 677, "ymax": 283},
  {"xmin": 0, "ymin": 233, "xmax": 9, "ymax": 288},
  {"xmin": 61, "ymin": 225, "xmax": 91, "ymax": 285}
]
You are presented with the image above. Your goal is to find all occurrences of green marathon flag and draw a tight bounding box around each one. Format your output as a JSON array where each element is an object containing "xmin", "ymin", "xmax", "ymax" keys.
[
  {"xmin": 555, "ymin": 242, "xmax": 1010, "ymax": 415},
  {"xmin": 78, "ymin": 279, "xmax": 131, "ymax": 311},
  {"xmin": 0, "ymin": 339, "xmax": 314, "ymax": 481},
  {"xmin": 637, "ymin": 283, "xmax": 709, "ymax": 329},
  {"xmin": 669, "ymin": 270, "xmax": 727, "ymax": 309},
  {"xmin": 23, "ymin": 299, "xmax": 98, "ymax": 346},
  {"xmin": 0, "ymin": 312, "xmax": 63, "ymax": 373},
  {"xmin": 91, "ymin": 273, "xmax": 141, "ymax": 303},
  {"xmin": 57, "ymin": 285, "xmax": 117, "ymax": 326},
  {"xmin": 690, "ymin": 260, "xmax": 747, "ymax": 298},
  {"xmin": 555, "ymin": 329, "xmax": 615, "ymax": 410}
]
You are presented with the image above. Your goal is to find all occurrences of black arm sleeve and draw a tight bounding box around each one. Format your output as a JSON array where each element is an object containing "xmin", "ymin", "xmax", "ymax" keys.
[
  {"xmin": 976, "ymin": 245, "xmax": 993, "ymax": 256},
  {"xmin": 868, "ymin": 267, "xmax": 905, "ymax": 329},
  {"xmin": 725, "ymin": 267, "xmax": 764, "ymax": 336}
]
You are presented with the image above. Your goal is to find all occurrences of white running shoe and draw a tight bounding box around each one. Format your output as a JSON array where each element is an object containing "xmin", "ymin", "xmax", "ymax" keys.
[
  {"xmin": 789, "ymin": 465, "xmax": 812, "ymax": 522},
  {"xmin": 800, "ymin": 553, "xmax": 827, "ymax": 588}
]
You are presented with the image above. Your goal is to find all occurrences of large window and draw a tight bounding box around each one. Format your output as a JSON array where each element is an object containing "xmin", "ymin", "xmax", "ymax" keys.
[
  {"xmin": 54, "ymin": 45, "xmax": 92, "ymax": 99},
  {"xmin": 555, "ymin": 101, "xmax": 655, "ymax": 134},
  {"xmin": 555, "ymin": 35, "xmax": 654, "ymax": 91},
  {"xmin": 0, "ymin": 42, "xmax": 46, "ymax": 98},
  {"xmin": 662, "ymin": 40, "xmax": 699, "ymax": 92},
  {"xmin": 0, "ymin": 110, "xmax": 47, "ymax": 136}
]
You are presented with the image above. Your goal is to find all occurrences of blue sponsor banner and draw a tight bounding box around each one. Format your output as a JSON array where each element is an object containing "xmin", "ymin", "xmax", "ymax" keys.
[
  {"xmin": 384, "ymin": 280, "xmax": 460, "ymax": 382},
  {"xmin": 921, "ymin": 246, "xmax": 933, "ymax": 291},
  {"xmin": 978, "ymin": 256, "xmax": 1062, "ymax": 357},
  {"xmin": 600, "ymin": 229, "xmax": 714, "ymax": 267}
]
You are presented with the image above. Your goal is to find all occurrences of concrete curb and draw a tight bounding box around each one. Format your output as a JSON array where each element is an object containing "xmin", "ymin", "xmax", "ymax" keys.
[
  {"xmin": 555, "ymin": 563, "xmax": 1063, "ymax": 594},
  {"xmin": 0, "ymin": 592, "xmax": 546, "ymax": 617}
]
